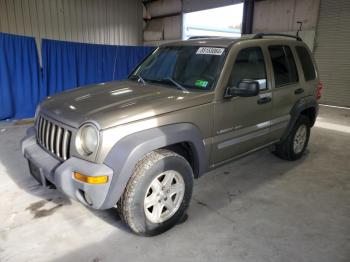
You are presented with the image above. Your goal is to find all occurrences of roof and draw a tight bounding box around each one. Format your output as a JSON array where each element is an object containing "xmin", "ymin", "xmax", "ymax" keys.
[
  {"xmin": 164, "ymin": 37, "xmax": 241, "ymax": 48},
  {"xmin": 162, "ymin": 34, "xmax": 303, "ymax": 48}
]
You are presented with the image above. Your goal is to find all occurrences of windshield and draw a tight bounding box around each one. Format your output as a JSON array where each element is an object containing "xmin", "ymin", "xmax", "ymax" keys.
[{"xmin": 130, "ymin": 45, "xmax": 227, "ymax": 91}]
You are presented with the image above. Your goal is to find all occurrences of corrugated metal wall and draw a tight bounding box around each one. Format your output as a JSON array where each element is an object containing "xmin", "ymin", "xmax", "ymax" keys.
[
  {"xmin": 0, "ymin": 0, "xmax": 142, "ymax": 46},
  {"xmin": 143, "ymin": 0, "xmax": 182, "ymax": 45},
  {"xmin": 314, "ymin": 0, "xmax": 350, "ymax": 107}
]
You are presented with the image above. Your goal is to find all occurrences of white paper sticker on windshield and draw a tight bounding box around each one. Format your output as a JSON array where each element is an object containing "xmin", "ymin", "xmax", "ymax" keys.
[{"xmin": 196, "ymin": 47, "xmax": 225, "ymax": 56}]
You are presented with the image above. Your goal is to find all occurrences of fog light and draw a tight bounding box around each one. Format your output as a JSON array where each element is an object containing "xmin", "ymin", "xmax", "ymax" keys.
[{"xmin": 74, "ymin": 172, "xmax": 108, "ymax": 184}]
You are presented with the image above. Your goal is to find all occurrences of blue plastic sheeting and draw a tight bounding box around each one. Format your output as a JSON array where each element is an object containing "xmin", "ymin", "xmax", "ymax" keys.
[
  {"xmin": 0, "ymin": 33, "xmax": 41, "ymax": 120},
  {"xmin": 0, "ymin": 36, "xmax": 154, "ymax": 120},
  {"xmin": 41, "ymin": 39, "xmax": 154, "ymax": 97}
]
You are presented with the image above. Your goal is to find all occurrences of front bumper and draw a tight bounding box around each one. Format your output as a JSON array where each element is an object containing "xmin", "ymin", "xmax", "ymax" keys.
[{"xmin": 21, "ymin": 127, "xmax": 114, "ymax": 209}]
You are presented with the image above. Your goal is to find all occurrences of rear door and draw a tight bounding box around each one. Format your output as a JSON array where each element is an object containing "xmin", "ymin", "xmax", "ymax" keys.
[
  {"xmin": 294, "ymin": 45, "xmax": 319, "ymax": 97},
  {"xmin": 212, "ymin": 46, "xmax": 273, "ymax": 165},
  {"xmin": 266, "ymin": 44, "xmax": 303, "ymax": 140}
]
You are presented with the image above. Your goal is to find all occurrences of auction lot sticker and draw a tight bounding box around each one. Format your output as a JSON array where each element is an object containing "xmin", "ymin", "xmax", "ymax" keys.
[{"xmin": 196, "ymin": 47, "xmax": 225, "ymax": 56}]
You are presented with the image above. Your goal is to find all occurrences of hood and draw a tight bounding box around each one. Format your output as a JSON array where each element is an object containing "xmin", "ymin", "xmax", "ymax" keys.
[{"xmin": 40, "ymin": 80, "xmax": 214, "ymax": 129}]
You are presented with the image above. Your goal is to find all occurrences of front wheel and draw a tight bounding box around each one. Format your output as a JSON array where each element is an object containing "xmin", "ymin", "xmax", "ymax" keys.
[
  {"xmin": 118, "ymin": 149, "xmax": 193, "ymax": 236},
  {"xmin": 273, "ymin": 115, "xmax": 311, "ymax": 161}
]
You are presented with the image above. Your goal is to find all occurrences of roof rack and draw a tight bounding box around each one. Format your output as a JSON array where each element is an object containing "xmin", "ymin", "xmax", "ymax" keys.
[
  {"xmin": 253, "ymin": 33, "xmax": 302, "ymax": 41},
  {"xmin": 188, "ymin": 36, "xmax": 221, "ymax": 40}
]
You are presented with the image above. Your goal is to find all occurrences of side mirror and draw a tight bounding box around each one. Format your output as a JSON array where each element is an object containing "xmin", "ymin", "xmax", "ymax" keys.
[{"xmin": 224, "ymin": 80, "xmax": 260, "ymax": 98}]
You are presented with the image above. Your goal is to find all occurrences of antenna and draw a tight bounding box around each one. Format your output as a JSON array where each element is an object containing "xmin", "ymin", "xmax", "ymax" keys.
[{"xmin": 297, "ymin": 21, "xmax": 303, "ymax": 37}]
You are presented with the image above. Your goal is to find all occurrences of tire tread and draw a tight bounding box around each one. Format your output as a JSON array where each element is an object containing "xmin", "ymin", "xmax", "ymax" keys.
[
  {"xmin": 118, "ymin": 149, "xmax": 191, "ymax": 235},
  {"xmin": 273, "ymin": 115, "xmax": 310, "ymax": 161}
]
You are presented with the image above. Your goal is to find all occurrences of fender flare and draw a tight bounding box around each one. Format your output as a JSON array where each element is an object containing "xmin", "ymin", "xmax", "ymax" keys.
[
  {"xmin": 281, "ymin": 96, "xmax": 319, "ymax": 142},
  {"xmin": 101, "ymin": 123, "xmax": 207, "ymax": 209}
]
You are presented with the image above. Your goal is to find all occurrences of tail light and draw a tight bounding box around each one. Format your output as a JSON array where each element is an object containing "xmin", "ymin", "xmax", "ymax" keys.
[{"xmin": 316, "ymin": 81, "xmax": 323, "ymax": 100}]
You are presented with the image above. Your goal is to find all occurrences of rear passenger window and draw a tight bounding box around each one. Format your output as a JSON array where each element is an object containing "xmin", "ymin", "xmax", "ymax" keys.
[
  {"xmin": 295, "ymin": 46, "xmax": 316, "ymax": 81},
  {"xmin": 268, "ymin": 45, "xmax": 298, "ymax": 87},
  {"xmin": 229, "ymin": 47, "xmax": 267, "ymax": 91}
]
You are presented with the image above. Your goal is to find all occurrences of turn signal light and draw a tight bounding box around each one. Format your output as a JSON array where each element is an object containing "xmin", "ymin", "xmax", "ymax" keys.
[{"xmin": 73, "ymin": 172, "xmax": 108, "ymax": 184}]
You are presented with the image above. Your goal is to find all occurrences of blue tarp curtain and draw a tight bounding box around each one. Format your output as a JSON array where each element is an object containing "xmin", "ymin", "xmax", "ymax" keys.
[
  {"xmin": 0, "ymin": 34, "xmax": 154, "ymax": 120},
  {"xmin": 0, "ymin": 33, "xmax": 41, "ymax": 119},
  {"xmin": 41, "ymin": 39, "xmax": 154, "ymax": 97}
]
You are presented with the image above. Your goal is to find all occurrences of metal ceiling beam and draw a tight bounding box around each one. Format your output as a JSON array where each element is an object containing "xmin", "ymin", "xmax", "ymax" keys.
[{"xmin": 242, "ymin": 0, "xmax": 255, "ymax": 34}]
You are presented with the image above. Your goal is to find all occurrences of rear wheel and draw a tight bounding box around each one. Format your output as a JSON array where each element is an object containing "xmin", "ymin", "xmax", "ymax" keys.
[
  {"xmin": 118, "ymin": 149, "xmax": 193, "ymax": 236},
  {"xmin": 273, "ymin": 115, "xmax": 310, "ymax": 161}
]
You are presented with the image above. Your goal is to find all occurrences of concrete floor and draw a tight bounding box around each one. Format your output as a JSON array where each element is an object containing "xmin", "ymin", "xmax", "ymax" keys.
[{"xmin": 0, "ymin": 105, "xmax": 349, "ymax": 262}]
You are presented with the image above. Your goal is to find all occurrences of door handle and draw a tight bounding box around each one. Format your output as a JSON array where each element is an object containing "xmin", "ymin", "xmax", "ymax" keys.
[
  {"xmin": 257, "ymin": 97, "xmax": 272, "ymax": 105},
  {"xmin": 294, "ymin": 88, "xmax": 304, "ymax": 95}
]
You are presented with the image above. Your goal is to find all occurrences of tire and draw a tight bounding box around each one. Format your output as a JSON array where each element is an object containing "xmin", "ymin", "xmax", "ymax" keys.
[
  {"xmin": 273, "ymin": 115, "xmax": 310, "ymax": 161},
  {"xmin": 118, "ymin": 149, "xmax": 193, "ymax": 236}
]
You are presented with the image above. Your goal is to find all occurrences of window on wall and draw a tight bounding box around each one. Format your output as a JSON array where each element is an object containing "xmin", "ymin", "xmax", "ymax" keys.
[
  {"xmin": 268, "ymin": 45, "xmax": 299, "ymax": 87},
  {"xmin": 295, "ymin": 46, "xmax": 316, "ymax": 81},
  {"xmin": 182, "ymin": 4, "xmax": 244, "ymax": 39}
]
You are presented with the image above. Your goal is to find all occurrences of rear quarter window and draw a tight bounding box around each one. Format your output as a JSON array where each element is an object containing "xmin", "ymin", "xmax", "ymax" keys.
[{"xmin": 295, "ymin": 46, "xmax": 316, "ymax": 81}]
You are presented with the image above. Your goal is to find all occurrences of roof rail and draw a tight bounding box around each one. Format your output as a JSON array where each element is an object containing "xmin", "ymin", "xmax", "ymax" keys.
[
  {"xmin": 188, "ymin": 36, "xmax": 221, "ymax": 40},
  {"xmin": 253, "ymin": 33, "xmax": 302, "ymax": 41}
]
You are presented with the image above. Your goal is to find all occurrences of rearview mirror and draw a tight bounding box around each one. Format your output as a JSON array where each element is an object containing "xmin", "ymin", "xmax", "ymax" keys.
[{"xmin": 224, "ymin": 80, "xmax": 260, "ymax": 98}]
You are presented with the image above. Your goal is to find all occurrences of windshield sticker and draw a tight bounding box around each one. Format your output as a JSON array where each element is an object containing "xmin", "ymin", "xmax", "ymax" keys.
[
  {"xmin": 196, "ymin": 47, "xmax": 224, "ymax": 56},
  {"xmin": 195, "ymin": 80, "xmax": 209, "ymax": 88}
]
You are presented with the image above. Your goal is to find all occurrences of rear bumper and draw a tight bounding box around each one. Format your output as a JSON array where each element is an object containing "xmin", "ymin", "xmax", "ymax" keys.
[{"xmin": 21, "ymin": 127, "xmax": 114, "ymax": 209}]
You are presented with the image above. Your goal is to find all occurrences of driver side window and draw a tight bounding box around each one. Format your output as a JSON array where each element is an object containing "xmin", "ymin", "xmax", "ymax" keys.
[{"xmin": 228, "ymin": 47, "xmax": 267, "ymax": 91}]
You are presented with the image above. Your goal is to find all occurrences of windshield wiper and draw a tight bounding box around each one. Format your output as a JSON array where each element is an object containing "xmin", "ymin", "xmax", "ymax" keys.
[
  {"xmin": 129, "ymin": 74, "xmax": 147, "ymax": 85},
  {"xmin": 160, "ymin": 77, "xmax": 188, "ymax": 92}
]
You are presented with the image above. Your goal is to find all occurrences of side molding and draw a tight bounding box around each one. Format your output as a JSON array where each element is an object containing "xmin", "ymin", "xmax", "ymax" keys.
[{"xmin": 101, "ymin": 123, "xmax": 207, "ymax": 209}]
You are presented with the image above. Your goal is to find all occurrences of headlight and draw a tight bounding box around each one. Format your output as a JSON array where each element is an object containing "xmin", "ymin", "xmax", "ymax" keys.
[{"xmin": 76, "ymin": 124, "xmax": 99, "ymax": 156}]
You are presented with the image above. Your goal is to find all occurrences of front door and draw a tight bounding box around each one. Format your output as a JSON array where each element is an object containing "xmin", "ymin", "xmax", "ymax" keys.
[{"xmin": 212, "ymin": 46, "xmax": 273, "ymax": 165}]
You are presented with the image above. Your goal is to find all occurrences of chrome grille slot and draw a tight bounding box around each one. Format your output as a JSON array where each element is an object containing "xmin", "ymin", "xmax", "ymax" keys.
[
  {"xmin": 55, "ymin": 127, "xmax": 63, "ymax": 158},
  {"xmin": 49, "ymin": 124, "xmax": 56, "ymax": 153},
  {"xmin": 36, "ymin": 116, "xmax": 72, "ymax": 160}
]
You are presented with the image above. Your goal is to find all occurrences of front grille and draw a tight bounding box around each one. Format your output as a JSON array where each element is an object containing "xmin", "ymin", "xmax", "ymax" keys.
[{"xmin": 36, "ymin": 115, "xmax": 72, "ymax": 160}]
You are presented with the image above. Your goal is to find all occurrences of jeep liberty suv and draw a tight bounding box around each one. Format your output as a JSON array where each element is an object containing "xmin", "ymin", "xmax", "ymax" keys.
[{"xmin": 21, "ymin": 33, "xmax": 322, "ymax": 236}]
